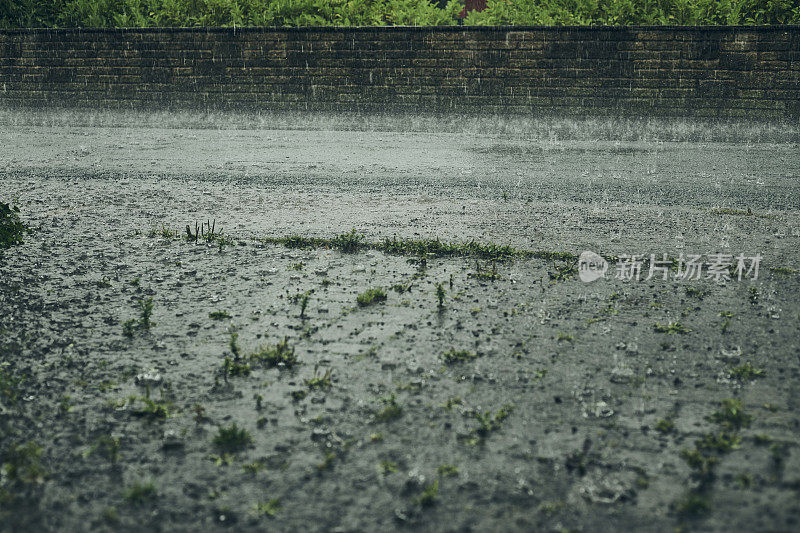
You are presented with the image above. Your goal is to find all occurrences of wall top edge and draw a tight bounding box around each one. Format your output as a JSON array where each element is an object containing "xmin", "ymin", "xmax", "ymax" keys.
[{"xmin": 1, "ymin": 24, "xmax": 799, "ymax": 35}]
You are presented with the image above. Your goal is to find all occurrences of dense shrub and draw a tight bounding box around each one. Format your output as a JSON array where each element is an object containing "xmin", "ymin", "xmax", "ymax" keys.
[{"xmin": 1, "ymin": 0, "xmax": 798, "ymax": 27}]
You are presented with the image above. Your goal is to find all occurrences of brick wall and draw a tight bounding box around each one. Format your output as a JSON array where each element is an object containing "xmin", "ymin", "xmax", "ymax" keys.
[{"xmin": 1, "ymin": 26, "xmax": 798, "ymax": 118}]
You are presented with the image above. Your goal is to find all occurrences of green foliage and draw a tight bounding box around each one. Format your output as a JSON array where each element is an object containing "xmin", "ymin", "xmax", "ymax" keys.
[
  {"xmin": 416, "ymin": 479, "xmax": 439, "ymax": 507},
  {"xmin": 86, "ymin": 435, "xmax": 122, "ymax": 462},
  {"xmin": 124, "ymin": 481, "xmax": 157, "ymax": 505},
  {"xmin": 250, "ymin": 337, "xmax": 298, "ymax": 369},
  {"xmin": 0, "ymin": 201, "xmax": 26, "ymax": 249},
  {"xmin": 128, "ymin": 395, "xmax": 171, "ymax": 420},
  {"xmin": 464, "ymin": 0, "xmax": 800, "ymax": 25},
  {"xmin": 441, "ymin": 348, "xmax": 478, "ymax": 364},
  {"xmin": 330, "ymin": 228, "xmax": 367, "ymax": 253},
  {"xmin": 708, "ymin": 398, "xmax": 752, "ymax": 430},
  {"xmin": 304, "ymin": 366, "xmax": 333, "ymax": 390},
  {"xmin": 222, "ymin": 356, "xmax": 251, "ymax": 377},
  {"xmin": 2, "ymin": 442, "xmax": 46, "ymax": 484},
  {"xmin": 357, "ymin": 287, "xmax": 387, "ymax": 307},
  {"xmin": 437, "ymin": 463, "xmax": 459, "ymax": 477},
  {"xmin": 213, "ymin": 423, "xmax": 253, "ymax": 453},
  {"xmin": 674, "ymin": 491, "xmax": 709, "ymax": 517},
  {"xmin": 373, "ymin": 393, "xmax": 403, "ymax": 423},
  {"xmin": 3, "ymin": 0, "xmax": 799, "ymax": 28},
  {"xmin": 138, "ymin": 297, "xmax": 154, "ymax": 329},
  {"xmin": 251, "ymin": 499, "xmax": 281, "ymax": 518},
  {"xmin": 653, "ymin": 321, "xmax": 691, "ymax": 334},
  {"xmin": 729, "ymin": 362, "xmax": 765, "ymax": 381},
  {"xmin": 122, "ymin": 298, "xmax": 155, "ymax": 336},
  {"xmin": 655, "ymin": 418, "xmax": 675, "ymax": 434},
  {"xmin": 0, "ymin": 363, "xmax": 21, "ymax": 406},
  {"xmin": 436, "ymin": 282, "xmax": 446, "ymax": 309}
]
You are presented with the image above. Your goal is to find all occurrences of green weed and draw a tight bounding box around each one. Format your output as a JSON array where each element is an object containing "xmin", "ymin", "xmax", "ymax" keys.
[
  {"xmin": 653, "ymin": 321, "xmax": 691, "ymax": 334},
  {"xmin": 85, "ymin": 436, "xmax": 121, "ymax": 462},
  {"xmin": 696, "ymin": 432, "xmax": 741, "ymax": 453},
  {"xmin": 441, "ymin": 349, "xmax": 478, "ymax": 364},
  {"xmin": 379, "ymin": 460, "xmax": 399, "ymax": 474},
  {"xmin": 462, "ymin": 405, "xmax": 514, "ymax": 445},
  {"xmin": 251, "ymin": 499, "xmax": 281, "ymax": 518},
  {"xmin": 357, "ymin": 287, "xmax": 387, "ymax": 307},
  {"xmin": 250, "ymin": 337, "xmax": 298, "ymax": 369},
  {"xmin": 655, "ymin": 418, "xmax": 675, "ymax": 434},
  {"xmin": 2, "ymin": 441, "xmax": 45, "ymax": 484},
  {"xmin": 213, "ymin": 423, "xmax": 253, "ymax": 453},
  {"xmin": 674, "ymin": 491, "xmax": 709, "ymax": 517},
  {"xmin": 708, "ymin": 399, "xmax": 752, "ymax": 430},
  {"xmin": 436, "ymin": 282, "xmax": 446, "ymax": 309},
  {"xmin": 373, "ymin": 393, "xmax": 403, "ymax": 423},
  {"xmin": 0, "ymin": 363, "xmax": 21, "ymax": 406},
  {"xmin": 416, "ymin": 480, "xmax": 439, "ymax": 507},
  {"xmin": 0, "ymin": 201, "xmax": 27, "ymax": 249},
  {"xmin": 124, "ymin": 481, "xmax": 157, "ymax": 506},
  {"xmin": 729, "ymin": 362, "xmax": 765, "ymax": 381},
  {"xmin": 437, "ymin": 464, "xmax": 459, "ymax": 477},
  {"xmin": 470, "ymin": 260, "xmax": 500, "ymax": 281},
  {"xmin": 305, "ymin": 366, "xmax": 333, "ymax": 390},
  {"xmin": 138, "ymin": 298, "xmax": 154, "ymax": 328}
]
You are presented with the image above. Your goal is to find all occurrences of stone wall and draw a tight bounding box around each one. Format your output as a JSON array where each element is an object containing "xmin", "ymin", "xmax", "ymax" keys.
[{"xmin": 1, "ymin": 26, "xmax": 798, "ymax": 118}]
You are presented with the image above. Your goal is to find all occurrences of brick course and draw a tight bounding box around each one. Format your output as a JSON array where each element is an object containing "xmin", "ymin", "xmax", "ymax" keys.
[{"xmin": 0, "ymin": 26, "xmax": 798, "ymax": 118}]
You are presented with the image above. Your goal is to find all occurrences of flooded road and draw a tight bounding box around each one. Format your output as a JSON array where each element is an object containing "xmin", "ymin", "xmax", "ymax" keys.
[{"xmin": 1, "ymin": 111, "xmax": 799, "ymax": 532}]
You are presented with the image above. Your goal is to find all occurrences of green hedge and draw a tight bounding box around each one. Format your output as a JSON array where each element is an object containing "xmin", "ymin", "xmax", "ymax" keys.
[{"xmin": 2, "ymin": 0, "xmax": 799, "ymax": 28}]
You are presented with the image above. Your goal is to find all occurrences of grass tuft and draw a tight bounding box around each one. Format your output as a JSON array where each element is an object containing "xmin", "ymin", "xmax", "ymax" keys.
[
  {"xmin": 250, "ymin": 337, "xmax": 298, "ymax": 369},
  {"xmin": 213, "ymin": 423, "xmax": 253, "ymax": 453},
  {"xmin": 0, "ymin": 201, "xmax": 27, "ymax": 249},
  {"xmin": 357, "ymin": 287, "xmax": 387, "ymax": 307},
  {"xmin": 441, "ymin": 349, "xmax": 479, "ymax": 364}
]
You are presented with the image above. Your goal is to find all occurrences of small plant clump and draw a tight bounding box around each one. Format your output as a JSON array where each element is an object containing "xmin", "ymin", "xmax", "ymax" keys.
[
  {"xmin": 437, "ymin": 464, "xmax": 459, "ymax": 477},
  {"xmin": 462, "ymin": 404, "xmax": 514, "ymax": 445},
  {"xmin": 674, "ymin": 398, "xmax": 753, "ymax": 516},
  {"xmin": 653, "ymin": 321, "xmax": 691, "ymax": 334},
  {"xmin": 373, "ymin": 393, "xmax": 403, "ymax": 423},
  {"xmin": 470, "ymin": 260, "xmax": 500, "ymax": 281},
  {"xmin": 250, "ymin": 337, "xmax": 298, "ymax": 369},
  {"xmin": 128, "ymin": 396, "xmax": 171, "ymax": 420},
  {"xmin": 122, "ymin": 298, "xmax": 155, "ymax": 336},
  {"xmin": 139, "ymin": 298, "xmax": 154, "ymax": 328},
  {"xmin": 0, "ymin": 201, "xmax": 27, "ymax": 249},
  {"xmin": 213, "ymin": 423, "xmax": 254, "ymax": 453},
  {"xmin": 251, "ymin": 499, "xmax": 281, "ymax": 518},
  {"xmin": 416, "ymin": 480, "xmax": 439, "ymax": 507},
  {"xmin": 729, "ymin": 362, "xmax": 765, "ymax": 381},
  {"xmin": 357, "ymin": 287, "xmax": 387, "ymax": 307},
  {"xmin": 209, "ymin": 310, "xmax": 231, "ymax": 320},
  {"xmin": 655, "ymin": 418, "xmax": 675, "ymax": 434},
  {"xmin": 2, "ymin": 441, "xmax": 46, "ymax": 484},
  {"xmin": 436, "ymin": 282, "xmax": 446, "ymax": 309},
  {"xmin": 221, "ymin": 332, "xmax": 251, "ymax": 378},
  {"xmin": 86, "ymin": 436, "xmax": 121, "ymax": 463},
  {"xmin": 548, "ymin": 260, "xmax": 578, "ymax": 282},
  {"xmin": 289, "ymin": 290, "xmax": 312, "ymax": 318},
  {"xmin": 441, "ymin": 349, "xmax": 479, "ymax": 365},
  {"xmin": 0, "ymin": 363, "xmax": 21, "ymax": 406},
  {"xmin": 330, "ymin": 228, "xmax": 366, "ymax": 253},
  {"xmin": 124, "ymin": 481, "xmax": 157, "ymax": 506},
  {"xmin": 305, "ymin": 366, "xmax": 333, "ymax": 390},
  {"xmin": 147, "ymin": 223, "xmax": 179, "ymax": 239},
  {"xmin": 707, "ymin": 398, "xmax": 752, "ymax": 430}
]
